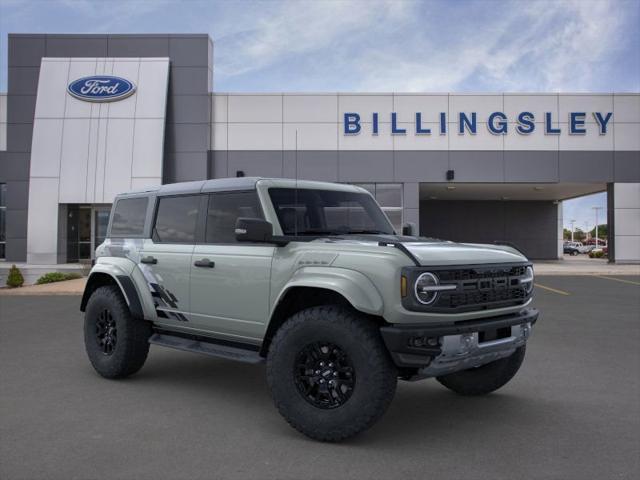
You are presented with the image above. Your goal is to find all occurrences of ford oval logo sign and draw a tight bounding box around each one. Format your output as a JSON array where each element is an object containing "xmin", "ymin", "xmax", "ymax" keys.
[{"xmin": 67, "ymin": 76, "xmax": 136, "ymax": 102}]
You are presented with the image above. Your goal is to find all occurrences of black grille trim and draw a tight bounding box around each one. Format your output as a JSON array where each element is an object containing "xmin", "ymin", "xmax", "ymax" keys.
[{"xmin": 402, "ymin": 262, "xmax": 532, "ymax": 313}]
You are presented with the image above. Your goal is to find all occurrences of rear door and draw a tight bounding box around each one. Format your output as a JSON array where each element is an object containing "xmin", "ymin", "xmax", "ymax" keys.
[
  {"xmin": 139, "ymin": 194, "xmax": 203, "ymax": 325},
  {"xmin": 190, "ymin": 190, "xmax": 274, "ymax": 342}
]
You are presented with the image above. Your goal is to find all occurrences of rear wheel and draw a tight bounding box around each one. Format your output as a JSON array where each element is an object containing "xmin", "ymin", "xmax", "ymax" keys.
[
  {"xmin": 267, "ymin": 305, "xmax": 397, "ymax": 442},
  {"xmin": 436, "ymin": 346, "xmax": 526, "ymax": 396},
  {"xmin": 84, "ymin": 285, "xmax": 151, "ymax": 379}
]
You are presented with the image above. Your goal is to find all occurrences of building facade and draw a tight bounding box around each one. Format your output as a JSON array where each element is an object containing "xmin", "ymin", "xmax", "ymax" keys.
[{"xmin": 0, "ymin": 33, "xmax": 638, "ymax": 266}]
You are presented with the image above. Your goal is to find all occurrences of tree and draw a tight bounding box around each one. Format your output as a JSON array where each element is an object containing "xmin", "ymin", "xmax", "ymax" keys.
[
  {"xmin": 589, "ymin": 224, "xmax": 607, "ymax": 239},
  {"xmin": 573, "ymin": 227, "xmax": 586, "ymax": 242}
]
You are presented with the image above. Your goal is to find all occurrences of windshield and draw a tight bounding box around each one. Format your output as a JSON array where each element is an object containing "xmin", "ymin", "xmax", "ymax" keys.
[{"xmin": 268, "ymin": 188, "xmax": 395, "ymax": 236}]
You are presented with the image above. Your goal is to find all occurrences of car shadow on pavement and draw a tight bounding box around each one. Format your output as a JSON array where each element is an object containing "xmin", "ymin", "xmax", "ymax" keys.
[{"xmin": 126, "ymin": 349, "xmax": 551, "ymax": 446}]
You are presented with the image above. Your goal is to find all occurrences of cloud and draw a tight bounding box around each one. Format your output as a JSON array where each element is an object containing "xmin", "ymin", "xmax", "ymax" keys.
[{"xmin": 213, "ymin": 0, "xmax": 637, "ymax": 92}]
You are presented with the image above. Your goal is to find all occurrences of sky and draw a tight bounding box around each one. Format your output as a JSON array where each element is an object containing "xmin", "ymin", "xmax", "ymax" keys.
[{"xmin": 1, "ymin": 0, "xmax": 638, "ymax": 228}]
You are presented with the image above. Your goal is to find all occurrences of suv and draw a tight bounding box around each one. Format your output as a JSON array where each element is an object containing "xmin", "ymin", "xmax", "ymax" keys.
[{"xmin": 81, "ymin": 178, "xmax": 538, "ymax": 441}]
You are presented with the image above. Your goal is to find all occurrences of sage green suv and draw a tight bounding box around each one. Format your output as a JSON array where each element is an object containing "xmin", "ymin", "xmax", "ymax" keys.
[{"xmin": 81, "ymin": 177, "xmax": 538, "ymax": 441}]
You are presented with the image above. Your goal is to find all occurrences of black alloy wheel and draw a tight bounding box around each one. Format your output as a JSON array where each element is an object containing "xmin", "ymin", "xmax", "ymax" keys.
[
  {"xmin": 95, "ymin": 308, "xmax": 117, "ymax": 355},
  {"xmin": 294, "ymin": 342, "xmax": 356, "ymax": 409}
]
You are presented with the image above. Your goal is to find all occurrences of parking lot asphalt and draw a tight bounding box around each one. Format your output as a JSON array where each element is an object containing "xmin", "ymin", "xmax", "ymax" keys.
[{"xmin": 1, "ymin": 275, "xmax": 639, "ymax": 480}]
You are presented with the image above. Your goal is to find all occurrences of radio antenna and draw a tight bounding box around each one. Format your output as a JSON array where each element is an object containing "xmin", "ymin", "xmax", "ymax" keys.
[{"xmin": 294, "ymin": 128, "xmax": 299, "ymax": 236}]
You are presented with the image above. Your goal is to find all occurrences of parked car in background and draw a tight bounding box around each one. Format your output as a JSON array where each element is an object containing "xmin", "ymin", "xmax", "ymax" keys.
[{"xmin": 563, "ymin": 241, "xmax": 586, "ymax": 255}]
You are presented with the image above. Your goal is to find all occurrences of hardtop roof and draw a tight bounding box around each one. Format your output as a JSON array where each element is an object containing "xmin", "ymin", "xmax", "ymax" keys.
[{"xmin": 115, "ymin": 177, "xmax": 365, "ymax": 199}]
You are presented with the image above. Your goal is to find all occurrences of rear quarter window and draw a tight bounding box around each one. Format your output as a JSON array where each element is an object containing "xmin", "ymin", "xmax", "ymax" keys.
[{"xmin": 110, "ymin": 197, "xmax": 149, "ymax": 237}]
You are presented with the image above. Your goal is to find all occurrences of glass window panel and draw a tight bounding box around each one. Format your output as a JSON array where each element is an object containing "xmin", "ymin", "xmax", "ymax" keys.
[
  {"xmin": 110, "ymin": 197, "xmax": 148, "ymax": 236},
  {"xmin": 383, "ymin": 208, "xmax": 403, "ymax": 232},
  {"xmin": 353, "ymin": 183, "xmax": 375, "ymax": 196},
  {"xmin": 154, "ymin": 195, "xmax": 200, "ymax": 244},
  {"xmin": 375, "ymin": 184, "xmax": 402, "ymax": 208},
  {"xmin": 0, "ymin": 209, "xmax": 5, "ymax": 242},
  {"xmin": 205, "ymin": 191, "xmax": 263, "ymax": 244}
]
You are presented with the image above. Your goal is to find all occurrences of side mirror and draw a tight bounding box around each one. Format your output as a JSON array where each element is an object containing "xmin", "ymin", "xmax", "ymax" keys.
[
  {"xmin": 235, "ymin": 217, "xmax": 274, "ymax": 243},
  {"xmin": 402, "ymin": 222, "xmax": 417, "ymax": 236}
]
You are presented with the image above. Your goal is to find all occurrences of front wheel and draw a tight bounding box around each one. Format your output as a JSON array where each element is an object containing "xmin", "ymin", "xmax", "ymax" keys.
[
  {"xmin": 266, "ymin": 305, "xmax": 397, "ymax": 442},
  {"xmin": 436, "ymin": 346, "xmax": 526, "ymax": 396},
  {"xmin": 84, "ymin": 285, "xmax": 152, "ymax": 379}
]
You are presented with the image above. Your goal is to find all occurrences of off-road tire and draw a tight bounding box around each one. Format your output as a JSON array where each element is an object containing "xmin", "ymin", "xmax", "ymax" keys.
[
  {"xmin": 267, "ymin": 305, "xmax": 397, "ymax": 442},
  {"xmin": 436, "ymin": 345, "xmax": 526, "ymax": 396},
  {"xmin": 84, "ymin": 285, "xmax": 151, "ymax": 379}
]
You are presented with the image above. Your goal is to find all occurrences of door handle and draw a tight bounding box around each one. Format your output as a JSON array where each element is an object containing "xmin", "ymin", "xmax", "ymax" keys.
[
  {"xmin": 194, "ymin": 258, "xmax": 215, "ymax": 268},
  {"xmin": 141, "ymin": 256, "xmax": 157, "ymax": 265}
]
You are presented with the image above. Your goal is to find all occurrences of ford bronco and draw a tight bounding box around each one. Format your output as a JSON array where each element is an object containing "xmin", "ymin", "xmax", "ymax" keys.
[{"xmin": 81, "ymin": 178, "xmax": 538, "ymax": 441}]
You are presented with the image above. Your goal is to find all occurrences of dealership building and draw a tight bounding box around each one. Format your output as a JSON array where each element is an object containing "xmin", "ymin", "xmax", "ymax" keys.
[{"xmin": 0, "ymin": 33, "xmax": 638, "ymax": 272}]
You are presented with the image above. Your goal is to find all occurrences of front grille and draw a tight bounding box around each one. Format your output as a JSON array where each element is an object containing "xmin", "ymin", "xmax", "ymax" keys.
[
  {"xmin": 437, "ymin": 265, "xmax": 527, "ymax": 282},
  {"xmin": 402, "ymin": 263, "xmax": 532, "ymax": 313}
]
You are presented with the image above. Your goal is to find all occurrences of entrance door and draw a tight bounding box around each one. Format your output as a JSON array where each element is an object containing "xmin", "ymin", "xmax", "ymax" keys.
[
  {"xmin": 67, "ymin": 205, "xmax": 92, "ymax": 263},
  {"xmin": 190, "ymin": 191, "xmax": 274, "ymax": 342}
]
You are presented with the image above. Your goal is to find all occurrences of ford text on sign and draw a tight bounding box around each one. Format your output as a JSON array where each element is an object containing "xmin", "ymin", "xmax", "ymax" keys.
[{"xmin": 67, "ymin": 76, "xmax": 136, "ymax": 102}]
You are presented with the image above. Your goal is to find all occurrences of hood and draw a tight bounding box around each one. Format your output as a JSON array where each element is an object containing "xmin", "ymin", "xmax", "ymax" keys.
[
  {"xmin": 315, "ymin": 235, "xmax": 527, "ymax": 266},
  {"xmin": 402, "ymin": 241, "xmax": 527, "ymax": 266}
]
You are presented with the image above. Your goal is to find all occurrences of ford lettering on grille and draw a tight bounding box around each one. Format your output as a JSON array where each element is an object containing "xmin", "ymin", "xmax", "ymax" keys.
[{"xmin": 67, "ymin": 76, "xmax": 136, "ymax": 102}]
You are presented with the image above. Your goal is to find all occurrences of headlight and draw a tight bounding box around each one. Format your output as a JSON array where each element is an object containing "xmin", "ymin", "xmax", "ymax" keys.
[
  {"xmin": 522, "ymin": 266, "xmax": 534, "ymax": 294},
  {"xmin": 414, "ymin": 272, "xmax": 456, "ymax": 305}
]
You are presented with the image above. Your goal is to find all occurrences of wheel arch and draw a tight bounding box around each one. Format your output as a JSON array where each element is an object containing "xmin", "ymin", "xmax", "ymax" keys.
[
  {"xmin": 80, "ymin": 269, "xmax": 144, "ymax": 320},
  {"xmin": 261, "ymin": 269, "xmax": 386, "ymax": 356}
]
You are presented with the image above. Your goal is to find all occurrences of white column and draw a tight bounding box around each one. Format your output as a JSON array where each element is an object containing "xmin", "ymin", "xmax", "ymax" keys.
[{"xmin": 613, "ymin": 183, "xmax": 640, "ymax": 263}]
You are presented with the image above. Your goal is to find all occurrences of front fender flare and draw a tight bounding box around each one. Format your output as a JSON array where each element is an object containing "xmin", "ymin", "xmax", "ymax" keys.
[
  {"xmin": 274, "ymin": 267, "xmax": 384, "ymax": 316},
  {"xmin": 81, "ymin": 261, "xmax": 149, "ymax": 320}
]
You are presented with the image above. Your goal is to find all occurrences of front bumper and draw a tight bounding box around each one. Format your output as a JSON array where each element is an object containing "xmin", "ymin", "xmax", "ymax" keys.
[{"xmin": 380, "ymin": 308, "xmax": 538, "ymax": 378}]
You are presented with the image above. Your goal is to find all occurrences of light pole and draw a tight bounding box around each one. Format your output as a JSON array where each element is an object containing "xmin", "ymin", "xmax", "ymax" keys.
[
  {"xmin": 570, "ymin": 219, "xmax": 576, "ymax": 242},
  {"xmin": 592, "ymin": 206, "xmax": 604, "ymax": 248}
]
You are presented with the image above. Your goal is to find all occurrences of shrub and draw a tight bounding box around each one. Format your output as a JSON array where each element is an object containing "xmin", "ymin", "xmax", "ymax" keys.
[
  {"xmin": 36, "ymin": 272, "xmax": 83, "ymax": 285},
  {"xmin": 589, "ymin": 250, "xmax": 605, "ymax": 259},
  {"xmin": 6, "ymin": 264, "xmax": 25, "ymax": 288}
]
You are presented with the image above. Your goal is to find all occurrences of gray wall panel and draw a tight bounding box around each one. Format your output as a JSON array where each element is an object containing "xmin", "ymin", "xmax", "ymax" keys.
[
  {"xmin": 420, "ymin": 200, "xmax": 558, "ymax": 259},
  {"xmin": 338, "ymin": 151, "xmax": 394, "ymax": 182},
  {"xmin": 169, "ymin": 37, "xmax": 211, "ymax": 67},
  {"xmin": 228, "ymin": 151, "xmax": 284, "ymax": 178},
  {"xmin": 614, "ymin": 151, "xmax": 640, "ymax": 182},
  {"xmin": 394, "ymin": 151, "xmax": 449, "ymax": 182},
  {"xmin": 165, "ymin": 123, "xmax": 209, "ymax": 153},
  {"xmin": 6, "ymin": 208, "xmax": 28, "ymax": 240},
  {"xmin": 449, "ymin": 151, "xmax": 504, "ymax": 182},
  {"xmin": 6, "ymin": 124, "xmax": 33, "ymax": 152},
  {"xmin": 6, "ymin": 95, "xmax": 36, "ymax": 124},
  {"xmin": 163, "ymin": 152, "xmax": 209, "ymax": 183},
  {"xmin": 169, "ymin": 67, "xmax": 210, "ymax": 95},
  {"xmin": 8, "ymin": 35, "xmax": 45, "ymax": 67},
  {"xmin": 5, "ymin": 237, "xmax": 26, "ymax": 261},
  {"xmin": 505, "ymin": 151, "xmax": 559, "ymax": 182},
  {"xmin": 1, "ymin": 153, "xmax": 30, "ymax": 181},
  {"xmin": 107, "ymin": 35, "xmax": 170, "ymax": 57},
  {"xmin": 559, "ymin": 151, "xmax": 614, "ymax": 182},
  {"xmin": 45, "ymin": 35, "xmax": 108, "ymax": 57},
  {"xmin": 5, "ymin": 181, "xmax": 29, "ymax": 210},
  {"xmin": 7, "ymin": 67, "xmax": 40, "ymax": 95},
  {"xmin": 167, "ymin": 95, "xmax": 210, "ymax": 124},
  {"xmin": 210, "ymin": 151, "xmax": 228, "ymax": 178},
  {"xmin": 282, "ymin": 151, "xmax": 339, "ymax": 182}
]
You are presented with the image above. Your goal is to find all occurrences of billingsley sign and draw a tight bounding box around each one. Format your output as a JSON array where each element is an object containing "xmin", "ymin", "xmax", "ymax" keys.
[
  {"xmin": 67, "ymin": 76, "xmax": 136, "ymax": 102},
  {"xmin": 343, "ymin": 111, "xmax": 613, "ymax": 136}
]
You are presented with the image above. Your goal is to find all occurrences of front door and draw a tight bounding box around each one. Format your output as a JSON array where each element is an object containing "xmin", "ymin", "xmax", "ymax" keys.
[
  {"xmin": 139, "ymin": 194, "xmax": 202, "ymax": 325},
  {"xmin": 190, "ymin": 191, "xmax": 274, "ymax": 342}
]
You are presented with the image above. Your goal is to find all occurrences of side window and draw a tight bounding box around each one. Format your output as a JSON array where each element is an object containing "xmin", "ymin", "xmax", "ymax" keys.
[
  {"xmin": 110, "ymin": 197, "xmax": 148, "ymax": 237},
  {"xmin": 153, "ymin": 195, "xmax": 201, "ymax": 244},
  {"xmin": 205, "ymin": 191, "xmax": 263, "ymax": 244}
]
